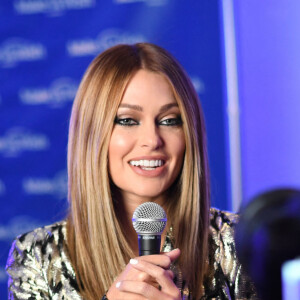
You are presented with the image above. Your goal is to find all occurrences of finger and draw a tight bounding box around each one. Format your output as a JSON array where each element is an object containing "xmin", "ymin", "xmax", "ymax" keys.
[
  {"xmin": 129, "ymin": 259, "xmax": 179, "ymax": 295},
  {"xmin": 117, "ymin": 280, "xmax": 175, "ymax": 300},
  {"xmin": 118, "ymin": 265, "xmax": 152, "ymax": 283},
  {"xmin": 138, "ymin": 270, "xmax": 174, "ymax": 289},
  {"xmin": 107, "ymin": 290, "xmax": 148, "ymax": 300},
  {"xmin": 163, "ymin": 248, "xmax": 181, "ymax": 263},
  {"xmin": 165, "ymin": 269, "xmax": 174, "ymax": 280},
  {"xmin": 134, "ymin": 253, "xmax": 172, "ymax": 270},
  {"xmin": 107, "ymin": 282, "xmax": 148, "ymax": 300}
]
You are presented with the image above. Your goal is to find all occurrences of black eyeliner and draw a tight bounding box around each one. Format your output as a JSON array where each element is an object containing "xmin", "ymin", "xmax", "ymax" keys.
[{"xmin": 114, "ymin": 117, "xmax": 138, "ymax": 126}]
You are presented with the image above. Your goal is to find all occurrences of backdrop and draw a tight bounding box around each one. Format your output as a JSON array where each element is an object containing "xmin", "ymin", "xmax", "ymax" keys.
[{"xmin": 0, "ymin": 1, "xmax": 229, "ymax": 296}]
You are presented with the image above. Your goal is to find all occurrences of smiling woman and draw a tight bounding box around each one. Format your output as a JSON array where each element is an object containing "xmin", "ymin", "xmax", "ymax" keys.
[
  {"xmin": 109, "ymin": 70, "xmax": 185, "ymax": 203},
  {"xmin": 6, "ymin": 43, "xmax": 257, "ymax": 299}
]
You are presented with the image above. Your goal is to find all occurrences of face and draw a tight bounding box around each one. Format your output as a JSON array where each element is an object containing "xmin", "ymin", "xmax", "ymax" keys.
[{"xmin": 108, "ymin": 69, "xmax": 185, "ymax": 205}]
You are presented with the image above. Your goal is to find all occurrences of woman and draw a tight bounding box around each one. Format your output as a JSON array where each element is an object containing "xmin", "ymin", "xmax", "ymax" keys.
[{"xmin": 6, "ymin": 43, "xmax": 257, "ymax": 299}]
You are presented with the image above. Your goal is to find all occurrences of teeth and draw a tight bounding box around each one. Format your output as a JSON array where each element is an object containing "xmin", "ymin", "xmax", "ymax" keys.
[{"xmin": 129, "ymin": 160, "xmax": 164, "ymax": 167}]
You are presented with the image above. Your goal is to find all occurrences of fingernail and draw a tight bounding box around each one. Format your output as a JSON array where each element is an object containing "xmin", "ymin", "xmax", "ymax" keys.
[
  {"xmin": 130, "ymin": 258, "xmax": 138, "ymax": 265},
  {"xmin": 116, "ymin": 282, "xmax": 121, "ymax": 288}
]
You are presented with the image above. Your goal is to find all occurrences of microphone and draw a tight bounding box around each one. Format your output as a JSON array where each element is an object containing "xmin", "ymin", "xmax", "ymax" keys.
[{"xmin": 132, "ymin": 202, "xmax": 167, "ymax": 256}]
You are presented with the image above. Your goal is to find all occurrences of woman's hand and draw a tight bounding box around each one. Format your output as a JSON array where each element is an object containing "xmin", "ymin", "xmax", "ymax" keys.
[{"xmin": 106, "ymin": 248, "xmax": 181, "ymax": 300}]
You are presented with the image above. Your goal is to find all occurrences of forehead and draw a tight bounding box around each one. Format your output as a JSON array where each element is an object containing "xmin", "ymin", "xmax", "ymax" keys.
[{"xmin": 120, "ymin": 69, "xmax": 177, "ymax": 106}]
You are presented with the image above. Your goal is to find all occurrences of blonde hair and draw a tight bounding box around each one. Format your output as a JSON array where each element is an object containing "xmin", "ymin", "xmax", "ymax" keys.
[{"xmin": 67, "ymin": 43, "xmax": 210, "ymax": 299}]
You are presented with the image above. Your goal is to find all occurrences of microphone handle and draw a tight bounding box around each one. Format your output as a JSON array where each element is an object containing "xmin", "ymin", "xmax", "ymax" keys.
[{"xmin": 138, "ymin": 234, "xmax": 161, "ymax": 256}]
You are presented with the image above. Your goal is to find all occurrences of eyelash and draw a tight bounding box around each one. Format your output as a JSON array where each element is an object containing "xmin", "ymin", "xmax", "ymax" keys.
[
  {"xmin": 160, "ymin": 118, "xmax": 182, "ymax": 126},
  {"xmin": 114, "ymin": 117, "xmax": 182, "ymax": 127},
  {"xmin": 114, "ymin": 118, "xmax": 137, "ymax": 126}
]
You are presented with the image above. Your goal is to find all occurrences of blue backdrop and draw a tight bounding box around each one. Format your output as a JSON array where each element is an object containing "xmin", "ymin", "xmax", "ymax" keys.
[
  {"xmin": 0, "ymin": 1, "xmax": 228, "ymax": 296},
  {"xmin": 233, "ymin": 0, "xmax": 300, "ymax": 201}
]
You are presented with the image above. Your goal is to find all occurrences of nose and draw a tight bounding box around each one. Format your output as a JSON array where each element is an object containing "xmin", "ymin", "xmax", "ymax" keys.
[{"xmin": 139, "ymin": 121, "xmax": 163, "ymax": 150}]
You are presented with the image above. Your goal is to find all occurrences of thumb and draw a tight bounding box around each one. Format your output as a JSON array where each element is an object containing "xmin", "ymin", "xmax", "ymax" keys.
[{"xmin": 163, "ymin": 248, "xmax": 181, "ymax": 262}]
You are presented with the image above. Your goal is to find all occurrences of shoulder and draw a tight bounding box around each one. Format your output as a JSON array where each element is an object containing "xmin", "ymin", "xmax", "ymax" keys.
[
  {"xmin": 21, "ymin": 220, "xmax": 66, "ymax": 240},
  {"xmin": 8, "ymin": 220, "xmax": 67, "ymax": 256},
  {"xmin": 208, "ymin": 208, "xmax": 239, "ymax": 263},
  {"xmin": 208, "ymin": 208, "xmax": 239, "ymax": 277},
  {"xmin": 6, "ymin": 220, "xmax": 67, "ymax": 277},
  {"xmin": 6, "ymin": 220, "xmax": 80, "ymax": 298},
  {"xmin": 208, "ymin": 207, "xmax": 239, "ymax": 253},
  {"xmin": 206, "ymin": 208, "xmax": 255, "ymax": 299},
  {"xmin": 209, "ymin": 207, "xmax": 239, "ymax": 231},
  {"xmin": 207, "ymin": 208, "xmax": 258, "ymax": 298}
]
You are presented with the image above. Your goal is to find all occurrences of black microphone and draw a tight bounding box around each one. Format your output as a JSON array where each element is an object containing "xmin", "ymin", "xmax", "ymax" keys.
[{"xmin": 132, "ymin": 202, "xmax": 167, "ymax": 256}]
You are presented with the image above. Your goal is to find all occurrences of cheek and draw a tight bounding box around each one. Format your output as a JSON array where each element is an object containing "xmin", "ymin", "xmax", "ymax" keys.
[
  {"xmin": 170, "ymin": 132, "xmax": 186, "ymax": 160},
  {"xmin": 164, "ymin": 131, "xmax": 186, "ymax": 178},
  {"xmin": 108, "ymin": 130, "xmax": 133, "ymax": 166}
]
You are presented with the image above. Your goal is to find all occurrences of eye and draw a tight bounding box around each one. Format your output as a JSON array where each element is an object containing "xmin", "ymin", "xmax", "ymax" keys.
[
  {"xmin": 159, "ymin": 117, "xmax": 182, "ymax": 126},
  {"xmin": 114, "ymin": 117, "xmax": 139, "ymax": 126}
]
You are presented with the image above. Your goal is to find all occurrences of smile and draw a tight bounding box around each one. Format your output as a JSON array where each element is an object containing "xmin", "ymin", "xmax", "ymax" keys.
[{"xmin": 129, "ymin": 159, "xmax": 164, "ymax": 170}]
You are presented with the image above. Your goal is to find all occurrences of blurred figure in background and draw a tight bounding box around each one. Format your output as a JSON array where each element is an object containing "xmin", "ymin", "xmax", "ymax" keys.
[{"xmin": 235, "ymin": 188, "xmax": 300, "ymax": 300}]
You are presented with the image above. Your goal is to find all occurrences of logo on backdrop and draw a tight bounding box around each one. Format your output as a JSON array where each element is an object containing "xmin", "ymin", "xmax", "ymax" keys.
[
  {"xmin": 14, "ymin": 0, "xmax": 96, "ymax": 15},
  {"xmin": 0, "ymin": 180, "xmax": 6, "ymax": 196},
  {"xmin": 191, "ymin": 76, "xmax": 205, "ymax": 94},
  {"xmin": 22, "ymin": 170, "xmax": 67, "ymax": 199},
  {"xmin": 114, "ymin": 0, "xmax": 168, "ymax": 6},
  {"xmin": 19, "ymin": 78, "xmax": 78, "ymax": 107},
  {"xmin": 67, "ymin": 29, "xmax": 146, "ymax": 57},
  {"xmin": 0, "ymin": 127, "xmax": 50, "ymax": 157},
  {"xmin": 0, "ymin": 38, "xmax": 47, "ymax": 68}
]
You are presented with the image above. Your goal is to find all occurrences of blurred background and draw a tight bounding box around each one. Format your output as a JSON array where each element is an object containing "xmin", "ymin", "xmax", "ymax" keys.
[{"xmin": 1, "ymin": 0, "xmax": 300, "ymax": 297}]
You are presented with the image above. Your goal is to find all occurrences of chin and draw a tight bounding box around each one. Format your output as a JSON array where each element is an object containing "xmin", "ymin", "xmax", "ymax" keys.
[
  {"xmin": 129, "ymin": 188, "xmax": 166, "ymax": 200},
  {"xmin": 135, "ymin": 192, "xmax": 164, "ymax": 199}
]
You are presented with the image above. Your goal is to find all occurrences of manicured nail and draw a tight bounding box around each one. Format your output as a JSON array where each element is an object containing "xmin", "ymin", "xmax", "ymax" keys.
[
  {"xmin": 116, "ymin": 282, "xmax": 121, "ymax": 288},
  {"xmin": 130, "ymin": 258, "xmax": 138, "ymax": 265}
]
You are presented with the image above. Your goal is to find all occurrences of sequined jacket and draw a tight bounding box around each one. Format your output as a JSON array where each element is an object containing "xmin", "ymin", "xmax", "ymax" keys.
[{"xmin": 6, "ymin": 208, "xmax": 257, "ymax": 299}]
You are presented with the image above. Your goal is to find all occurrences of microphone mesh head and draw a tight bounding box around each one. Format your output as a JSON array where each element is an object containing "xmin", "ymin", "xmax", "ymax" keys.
[{"xmin": 132, "ymin": 202, "xmax": 167, "ymax": 235}]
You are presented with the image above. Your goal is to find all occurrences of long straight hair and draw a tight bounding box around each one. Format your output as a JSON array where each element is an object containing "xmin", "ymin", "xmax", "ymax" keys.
[{"xmin": 67, "ymin": 43, "xmax": 210, "ymax": 299}]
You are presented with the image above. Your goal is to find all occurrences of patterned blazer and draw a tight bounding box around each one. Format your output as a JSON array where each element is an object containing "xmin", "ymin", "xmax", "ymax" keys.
[{"xmin": 6, "ymin": 208, "xmax": 257, "ymax": 299}]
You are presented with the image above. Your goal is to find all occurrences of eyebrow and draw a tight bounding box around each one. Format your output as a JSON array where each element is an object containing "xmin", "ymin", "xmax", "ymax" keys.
[
  {"xmin": 119, "ymin": 103, "xmax": 143, "ymax": 111},
  {"xmin": 119, "ymin": 103, "xmax": 179, "ymax": 113}
]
